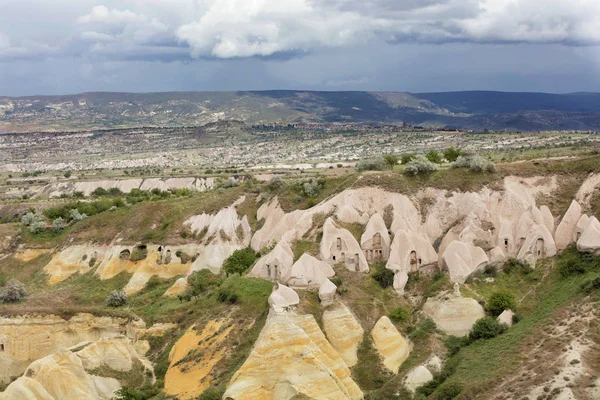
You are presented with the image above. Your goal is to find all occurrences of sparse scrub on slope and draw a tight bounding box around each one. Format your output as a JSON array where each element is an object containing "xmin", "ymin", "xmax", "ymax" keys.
[{"xmin": 404, "ymin": 155, "xmax": 439, "ymax": 175}]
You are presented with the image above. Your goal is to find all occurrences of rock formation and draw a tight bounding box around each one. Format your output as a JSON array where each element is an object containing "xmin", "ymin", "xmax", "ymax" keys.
[
  {"xmin": 268, "ymin": 283, "xmax": 300, "ymax": 313},
  {"xmin": 287, "ymin": 253, "xmax": 335, "ymax": 288},
  {"xmin": 0, "ymin": 313, "xmax": 139, "ymax": 385},
  {"xmin": 165, "ymin": 319, "xmax": 233, "ymax": 400},
  {"xmin": 248, "ymin": 240, "xmax": 294, "ymax": 282},
  {"xmin": 404, "ymin": 365, "xmax": 434, "ymax": 393},
  {"xmin": 422, "ymin": 290, "xmax": 485, "ymax": 336},
  {"xmin": 360, "ymin": 213, "xmax": 390, "ymax": 264},
  {"xmin": 0, "ymin": 337, "xmax": 151, "ymax": 400},
  {"xmin": 322, "ymin": 303, "xmax": 364, "ymax": 367},
  {"xmin": 440, "ymin": 240, "xmax": 489, "ymax": 283},
  {"xmin": 321, "ymin": 218, "xmax": 369, "ymax": 272},
  {"xmin": 224, "ymin": 310, "xmax": 363, "ymax": 400},
  {"xmin": 386, "ymin": 229, "xmax": 437, "ymax": 275},
  {"xmin": 555, "ymin": 200, "xmax": 582, "ymax": 251},
  {"xmin": 577, "ymin": 216, "xmax": 600, "ymax": 254},
  {"xmin": 497, "ymin": 309, "xmax": 515, "ymax": 327},
  {"xmin": 319, "ymin": 279, "xmax": 337, "ymax": 306},
  {"xmin": 44, "ymin": 245, "xmax": 106, "ymax": 284},
  {"xmin": 371, "ymin": 316, "xmax": 411, "ymax": 374}
]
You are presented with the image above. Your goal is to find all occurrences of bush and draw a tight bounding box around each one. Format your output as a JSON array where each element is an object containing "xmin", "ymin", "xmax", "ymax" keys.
[
  {"xmin": 357, "ymin": 159, "xmax": 386, "ymax": 171},
  {"xmin": 451, "ymin": 155, "xmax": 495, "ymax": 173},
  {"xmin": 443, "ymin": 335, "xmax": 470, "ymax": 355},
  {"xmin": 0, "ymin": 272, "xmax": 6, "ymax": 287},
  {"xmin": 371, "ymin": 263, "xmax": 395, "ymax": 288},
  {"xmin": 435, "ymin": 382, "xmax": 463, "ymax": 400},
  {"xmin": 29, "ymin": 220, "xmax": 47, "ymax": 234},
  {"xmin": 217, "ymin": 288, "xmax": 239, "ymax": 304},
  {"xmin": 404, "ymin": 155, "xmax": 439, "ymax": 175},
  {"xmin": 267, "ymin": 177, "xmax": 283, "ymax": 191},
  {"xmin": 187, "ymin": 269, "xmax": 222, "ymax": 295},
  {"xmin": 198, "ymin": 388, "xmax": 225, "ymax": 400},
  {"xmin": 330, "ymin": 276, "xmax": 342, "ymax": 287},
  {"xmin": 469, "ymin": 317, "xmax": 508, "ymax": 341},
  {"xmin": 91, "ymin": 187, "xmax": 108, "ymax": 197},
  {"xmin": 383, "ymin": 154, "xmax": 399, "ymax": 169},
  {"xmin": 557, "ymin": 247, "xmax": 589, "ymax": 277},
  {"xmin": 223, "ymin": 247, "xmax": 258, "ymax": 276},
  {"xmin": 21, "ymin": 212, "xmax": 42, "ymax": 227},
  {"xmin": 486, "ymin": 291, "xmax": 517, "ymax": 317},
  {"xmin": 502, "ymin": 258, "xmax": 533, "ymax": 275},
  {"xmin": 0, "ymin": 279, "xmax": 28, "ymax": 303},
  {"xmin": 130, "ymin": 245, "xmax": 148, "ymax": 262},
  {"xmin": 106, "ymin": 290, "xmax": 128, "ymax": 307},
  {"xmin": 401, "ymin": 153, "xmax": 416, "ymax": 165},
  {"xmin": 425, "ymin": 150, "xmax": 443, "ymax": 164},
  {"xmin": 302, "ymin": 180, "xmax": 322, "ymax": 197},
  {"xmin": 69, "ymin": 209, "xmax": 87, "ymax": 221},
  {"xmin": 389, "ymin": 306, "xmax": 410, "ymax": 322},
  {"xmin": 113, "ymin": 387, "xmax": 142, "ymax": 400},
  {"xmin": 443, "ymin": 147, "xmax": 462, "ymax": 162},
  {"xmin": 51, "ymin": 217, "xmax": 65, "ymax": 233}
]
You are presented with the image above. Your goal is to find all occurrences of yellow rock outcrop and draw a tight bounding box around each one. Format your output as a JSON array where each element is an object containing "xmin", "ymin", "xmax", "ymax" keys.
[
  {"xmin": 323, "ymin": 303, "xmax": 364, "ymax": 367},
  {"xmin": 0, "ymin": 313, "xmax": 136, "ymax": 385},
  {"xmin": 224, "ymin": 310, "xmax": 363, "ymax": 400},
  {"xmin": 371, "ymin": 316, "xmax": 411, "ymax": 374},
  {"xmin": 164, "ymin": 319, "xmax": 234, "ymax": 399}
]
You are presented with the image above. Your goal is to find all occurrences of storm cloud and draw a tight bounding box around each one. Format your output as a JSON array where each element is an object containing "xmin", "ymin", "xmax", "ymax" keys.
[{"xmin": 1, "ymin": 0, "xmax": 600, "ymax": 95}]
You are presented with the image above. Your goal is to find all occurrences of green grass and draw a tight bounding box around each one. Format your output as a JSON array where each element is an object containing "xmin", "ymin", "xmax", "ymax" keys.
[
  {"xmin": 291, "ymin": 239, "xmax": 320, "ymax": 262},
  {"xmin": 431, "ymin": 253, "xmax": 600, "ymax": 398}
]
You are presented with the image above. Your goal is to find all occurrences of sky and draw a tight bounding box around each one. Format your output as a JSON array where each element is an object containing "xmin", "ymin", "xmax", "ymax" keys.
[{"xmin": 2, "ymin": 0, "xmax": 600, "ymax": 96}]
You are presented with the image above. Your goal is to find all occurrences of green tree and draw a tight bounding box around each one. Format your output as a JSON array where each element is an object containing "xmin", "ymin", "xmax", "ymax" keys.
[
  {"xmin": 371, "ymin": 263, "xmax": 395, "ymax": 288},
  {"xmin": 383, "ymin": 154, "xmax": 399, "ymax": 169},
  {"xmin": 223, "ymin": 247, "xmax": 258, "ymax": 276},
  {"xmin": 425, "ymin": 150, "xmax": 443, "ymax": 164},
  {"xmin": 443, "ymin": 147, "xmax": 462, "ymax": 162}
]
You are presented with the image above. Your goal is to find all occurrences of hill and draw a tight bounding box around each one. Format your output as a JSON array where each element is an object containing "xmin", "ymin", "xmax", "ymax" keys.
[{"xmin": 1, "ymin": 90, "xmax": 600, "ymax": 132}]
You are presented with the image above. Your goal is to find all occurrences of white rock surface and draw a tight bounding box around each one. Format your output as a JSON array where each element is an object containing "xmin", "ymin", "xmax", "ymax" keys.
[
  {"xmin": 360, "ymin": 213, "xmax": 390, "ymax": 264},
  {"xmin": 423, "ymin": 291, "xmax": 485, "ymax": 337},
  {"xmin": 318, "ymin": 279, "xmax": 337, "ymax": 305},
  {"xmin": 287, "ymin": 253, "xmax": 335, "ymax": 288},
  {"xmin": 404, "ymin": 366, "xmax": 434, "ymax": 393},
  {"xmin": 320, "ymin": 218, "xmax": 369, "ymax": 272},
  {"xmin": 268, "ymin": 283, "xmax": 300, "ymax": 313},
  {"xmin": 441, "ymin": 240, "xmax": 489, "ymax": 283},
  {"xmin": 577, "ymin": 216, "xmax": 600, "ymax": 254},
  {"xmin": 248, "ymin": 240, "xmax": 294, "ymax": 282},
  {"xmin": 555, "ymin": 200, "xmax": 582, "ymax": 251},
  {"xmin": 497, "ymin": 309, "xmax": 515, "ymax": 327}
]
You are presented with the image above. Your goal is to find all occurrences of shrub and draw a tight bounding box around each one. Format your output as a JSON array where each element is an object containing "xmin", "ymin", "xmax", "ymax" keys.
[
  {"xmin": 217, "ymin": 288, "xmax": 239, "ymax": 303},
  {"xmin": 330, "ymin": 276, "xmax": 342, "ymax": 287},
  {"xmin": 130, "ymin": 245, "xmax": 148, "ymax": 262},
  {"xmin": 29, "ymin": 220, "xmax": 47, "ymax": 234},
  {"xmin": 401, "ymin": 153, "xmax": 416, "ymax": 165},
  {"xmin": 486, "ymin": 291, "xmax": 517, "ymax": 317},
  {"xmin": 408, "ymin": 318, "xmax": 437, "ymax": 341},
  {"xmin": 357, "ymin": 159, "xmax": 386, "ymax": 171},
  {"xmin": 64, "ymin": 171, "xmax": 72, "ymax": 178},
  {"xmin": 267, "ymin": 177, "xmax": 283, "ymax": 191},
  {"xmin": 187, "ymin": 270, "xmax": 222, "ymax": 295},
  {"xmin": 502, "ymin": 258, "xmax": 533, "ymax": 275},
  {"xmin": 106, "ymin": 290, "xmax": 128, "ymax": 307},
  {"xmin": 69, "ymin": 209, "xmax": 87, "ymax": 222},
  {"xmin": 108, "ymin": 187, "xmax": 123, "ymax": 196},
  {"xmin": 443, "ymin": 335, "xmax": 470, "ymax": 355},
  {"xmin": 113, "ymin": 387, "xmax": 144, "ymax": 400},
  {"xmin": 302, "ymin": 180, "xmax": 322, "ymax": 197},
  {"xmin": 557, "ymin": 247, "xmax": 588, "ymax": 277},
  {"xmin": 425, "ymin": 150, "xmax": 443, "ymax": 164},
  {"xmin": 0, "ymin": 279, "xmax": 28, "ymax": 303},
  {"xmin": 371, "ymin": 263, "xmax": 395, "ymax": 288},
  {"xmin": 443, "ymin": 147, "xmax": 462, "ymax": 162},
  {"xmin": 51, "ymin": 217, "xmax": 65, "ymax": 233},
  {"xmin": 175, "ymin": 250, "xmax": 191, "ymax": 264},
  {"xmin": 21, "ymin": 212, "xmax": 42, "ymax": 227},
  {"xmin": 389, "ymin": 306, "xmax": 410, "ymax": 322},
  {"xmin": 0, "ymin": 272, "xmax": 6, "ymax": 287},
  {"xmin": 435, "ymin": 382, "xmax": 463, "ymax": 400},
  {"xmin": 91, "ymin": 187, "xmax": 108, "ymax": 197},
  {"xmin": 223, "ymin": 247, "xmax": 258, "ymax": 276},
  {"xmin": 404, "ymin": 155, "xmax": 439, "ymax": 175},
  {"xmin": 73, "ymin": 191, "xmax": 85, "ymax": 198},
  {"xmin": 451, "ymin": 155, "xmax": 495, "ymax": 173},
  {"xmin": 383, "ymin": 154, "xmax": 400, "ymax": 169},
  {"xmin": 469, "ymin": 317, "xmax": 508, "ymax": 341}
]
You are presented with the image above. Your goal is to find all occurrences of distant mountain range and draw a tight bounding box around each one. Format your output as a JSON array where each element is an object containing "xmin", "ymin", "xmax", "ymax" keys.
[{"xmin": 1, "ymin": 90, "xmax": 599, "ymax": 133}]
